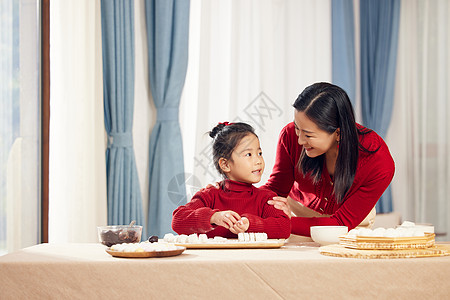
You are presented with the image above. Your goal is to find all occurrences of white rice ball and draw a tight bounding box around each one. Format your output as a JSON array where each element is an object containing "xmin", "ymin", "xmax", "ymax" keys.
[
  {"xmin": 188, "ymin": 234, "xmax": 199, "ymax": 243},
  {"xmin": 198, "ymin": 234, "xmax": 208, "ymax": 242},
  {"xmin": 401, "ymin": 221, "xmax": 415, "ymax": 228},
  {"xmin": 238, "ymin": 232, "xmax": 245, "ymax": 242},
  {"xmin": 358, "ymin": 228, "xmax": 373, "ymax": 237},
  {"xmin": 384, "ymin": 228, "xmax": 398, "ymax": 238},
  {"xmin": 177, "ymin": 234, "xmax": 188, "ymax": 243},
  {"xmin": 372, "ymin": 227, "xmax": 386, "ymax": 237},
  {"xmin": 163, "ymin": 233, "xmax": 175, "ymax": 243}
]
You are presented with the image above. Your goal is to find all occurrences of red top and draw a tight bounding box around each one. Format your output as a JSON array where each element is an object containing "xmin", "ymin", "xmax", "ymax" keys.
[
  {"xmin": 172, "ymin": 180, "xmax": 291, "ymax": 239},
  {"xmin": 262, "ymin": 122, "xmax": 395, "ymax": 236}
]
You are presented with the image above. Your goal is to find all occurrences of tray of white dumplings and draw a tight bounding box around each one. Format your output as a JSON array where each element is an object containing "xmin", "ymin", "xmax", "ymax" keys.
[
  {"xmin": 339, "ymin": 221, "xmax": 435, "ymax": 250},
  {"xmin": 164, "ymin": 233, "xmax": 286, "ymax": 249}
]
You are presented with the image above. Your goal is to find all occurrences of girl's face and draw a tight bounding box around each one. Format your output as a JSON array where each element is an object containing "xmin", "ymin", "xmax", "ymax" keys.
[
  {"xmin": 294, "ymin": 110, "xmax": 339, "ymax": 158},
  {"xmin": 221, "ymin": 133, "xmax": 265, "ymax": 184}
]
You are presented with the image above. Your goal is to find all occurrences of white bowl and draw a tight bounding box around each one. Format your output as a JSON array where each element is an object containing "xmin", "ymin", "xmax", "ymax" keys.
[{"xmin": 310, "ymin": 226, "xmax": 348, "ymax": 246}]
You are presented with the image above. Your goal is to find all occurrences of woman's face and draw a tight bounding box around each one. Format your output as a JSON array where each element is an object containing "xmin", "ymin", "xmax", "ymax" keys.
[{"xmin": 294, "ymin": 110, "xmax": 339, "ymax": 158}]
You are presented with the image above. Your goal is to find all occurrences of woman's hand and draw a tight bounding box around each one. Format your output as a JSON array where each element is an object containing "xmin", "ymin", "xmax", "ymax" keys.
[
  {"xmin": 229, "ymin": 217, "xmax": 249, "ymax": 234},
  {"xmin": 210, "ymin": 210, "xmax": 241, "ymax": 229},
  {"xmin": 267, "ymin": 196, "xmax": 292, "ymax": 218},
  {"xmin": 202, "ymin": 182, "xmax": 221, "ymax": 191}
]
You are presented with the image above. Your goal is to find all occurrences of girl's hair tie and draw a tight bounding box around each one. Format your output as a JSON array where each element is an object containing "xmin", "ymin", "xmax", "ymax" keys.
[{"xmin": 219, "ymin": 122, "xmax": 233, "ymax": 126}]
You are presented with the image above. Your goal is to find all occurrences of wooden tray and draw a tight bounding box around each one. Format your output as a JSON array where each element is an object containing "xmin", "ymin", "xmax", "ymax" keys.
[
  {"xmin": 106, "ymin": 246, "xmax": 185, "ymax": 258},
  {"xmin": 175, "ymin": 239, "xmax": 286, "ymax": 249},
  {"xmin": 339, "ymin": 233, "xmax": 435, "ymax": 250},
  {"xmin": 319, "ymin": 244, "xmax": 450, "ymax": 259}
]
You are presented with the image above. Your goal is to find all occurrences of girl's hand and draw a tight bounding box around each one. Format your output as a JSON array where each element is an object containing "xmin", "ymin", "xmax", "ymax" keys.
[
  {"xmin": 230, "ymin": 217, "xmax": 249, "ymax": 234},
  {"xmin": 267, "ymin": 196, "xmax": 292, "ymax": 218},
  {"xmin": 210, "ymin": 210, "xmax": 241, "ymax": 229}
]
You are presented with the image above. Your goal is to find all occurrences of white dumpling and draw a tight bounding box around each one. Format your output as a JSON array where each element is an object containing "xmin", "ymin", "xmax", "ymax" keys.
[
  {"xmin": 347, "ymin": 229, "xmax": 359, "ymax": 236},
  {"xmin": 198, "ymin": 234, "xmax": 208, "ymax": 242},
  {"xmin": 238, "ymin": 232, "xmax": 245, "ymax": 242},
  {"xmin": 384, "ymin": 228, "xmax": 398, "ymax": 237},
  {"xmin": 188, "ymin": 233, "xmax": 199, "ymax": 243},
  {"xmin": 358, "ymin": 228, "xmax": 373, "ymax": 237},
  {"xmin": 401, "ymin": 221, "xmax": 415, "ymax": 228},
  {"xmin": 395, "ymin": 227, "xmax": 409, "ymax": 237},
  {"xmin": 413, "ymin": 230, "xmax": 425, "ymax": 237},
  {"xmin": 163, "ymin": 233, "xmax": 175, "ymax": 243},
  {"xmin": 372, "ymin": 227, "xmax": 386, "ymax": 237},
  {"xmin": 177, "ymin": 234, "xmax": 188, "ymax": 243},
  {"xmin": 213, "ymin": 236, "xmax": 227, "ymax": 242},
  {"xmin": 261, "ymin": 233, "xmax": 268, "ymax": 241}
]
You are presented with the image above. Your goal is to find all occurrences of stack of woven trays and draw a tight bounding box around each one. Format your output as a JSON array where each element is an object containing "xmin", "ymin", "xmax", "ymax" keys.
[
  {"xmin": 319, "ymin": 232, "xmax": 450, "ymax": 259},
  {"xmin": 339, "ymin": 232, "xmax": 435, "ymax": 250}
]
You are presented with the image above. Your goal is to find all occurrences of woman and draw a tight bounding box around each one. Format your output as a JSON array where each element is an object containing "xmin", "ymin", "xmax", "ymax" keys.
[{"xmin": 264, "ymin": 82, "xmax": 395, "ymax": 236}]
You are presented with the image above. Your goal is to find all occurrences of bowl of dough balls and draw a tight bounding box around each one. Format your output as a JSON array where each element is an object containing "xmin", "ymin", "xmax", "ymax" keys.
[
  {"xmin": 98, "ymin": 225, "xmax": 143, "ymax": 247},
  {"xmin": 310, "ymin": 226, "xmax": 349, "ymax": 246}
]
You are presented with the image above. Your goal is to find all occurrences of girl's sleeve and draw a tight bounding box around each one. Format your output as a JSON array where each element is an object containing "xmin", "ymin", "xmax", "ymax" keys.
[
  {"xmin": 241, "ymin": 192, "xmax": 291, "ymax": 239},
  {"xmin": 261, "ymin": 127, "xmax": 296, "ymax": 197},
  {"xmin": 171, "ymin": 191, "xmax": 219, "ymax": 235},
  {"xmin": 291, "ymin": 146, "xmax": 395, "ymax": 236}
]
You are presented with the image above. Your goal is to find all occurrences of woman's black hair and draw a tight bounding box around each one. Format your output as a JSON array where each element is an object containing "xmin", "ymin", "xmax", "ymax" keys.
[
  {"xmin": 293, "ymin": 82, "xmax": 374, "ymax": 203},
  {"xmin": 209, "ymin": 122, "xmax": 257, "ymax": 178}
]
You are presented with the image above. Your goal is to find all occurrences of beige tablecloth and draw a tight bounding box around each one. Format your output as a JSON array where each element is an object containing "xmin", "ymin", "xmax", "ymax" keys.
[{"xmin": 1, "ymin": 241, "xmax": 450, "ymax": 299}]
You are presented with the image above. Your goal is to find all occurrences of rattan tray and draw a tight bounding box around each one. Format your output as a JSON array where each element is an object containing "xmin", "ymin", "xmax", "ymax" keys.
[{"xmin": 339, "ymin": 233, "xmax": 435, "ymax": 250}]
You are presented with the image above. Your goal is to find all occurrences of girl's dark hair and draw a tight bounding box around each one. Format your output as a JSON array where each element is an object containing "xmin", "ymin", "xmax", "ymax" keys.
[
  {"xmin": 209, "ymin": 122, "xmax": 257, "ymax": 177},
  {"xmin": 293, "ymin": 82, "xmax": 373, "ymax": 203}
]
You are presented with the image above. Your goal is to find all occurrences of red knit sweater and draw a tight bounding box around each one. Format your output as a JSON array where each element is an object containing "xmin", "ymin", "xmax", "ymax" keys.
[
  {"xmin": 262, "ymin": 122, "xmax": 395, "ymax": 236},
  {"xmin": 172, "ymin": 180, "xmax": 291, "ymax": 239}
]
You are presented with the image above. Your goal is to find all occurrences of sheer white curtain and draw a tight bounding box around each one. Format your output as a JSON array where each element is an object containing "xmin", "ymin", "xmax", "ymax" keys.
[
  {"xmin": 49, "ymin": 0, "xmax": 107, "ymax": 243},
  {"xmin": 1, "ymin": 0, "xmax": 40, "ymax": 254},
  {"xmin": 387, "ymin": 0, "xmax": 450, "ymax": 240},
  {"xmin": 180, "ymin": 0, "xmax": 332, "ymax": 196}
]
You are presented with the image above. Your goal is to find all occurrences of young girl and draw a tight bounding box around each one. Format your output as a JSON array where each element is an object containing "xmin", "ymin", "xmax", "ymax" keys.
[{"xmin": 172, "ymin": 122, "xmax": 291, "ymax": 239}]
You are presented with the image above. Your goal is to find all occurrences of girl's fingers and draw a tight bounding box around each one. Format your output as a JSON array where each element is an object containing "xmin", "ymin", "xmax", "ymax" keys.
[
  {"xmin": 221, "ymin": 221, "xmax": 230, "ymax": 229},
  {"xmin": 223, "ymin": 217, "xmax": 233, "ymax": 228},
  {"xmin": 227, "ymin": 211, "xmax": 241, "ymax": 224},
  {"xmin": 223, "ymin": 213, "xmax": 238, "ymax": 228}
]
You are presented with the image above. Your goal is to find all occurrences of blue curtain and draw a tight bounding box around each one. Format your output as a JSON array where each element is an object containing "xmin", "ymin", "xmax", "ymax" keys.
[
  {"xmin": 101, "ymin": 0, "xmax": 143, "ymax": 226},
  {"xmin": 332, "ymin": 0, "xmax": 356, "ymax": 105},
  {"xmin": 360, "ymin": 0, "xmax": 400, "ymax": 213},
  {"xmin": 145, "ymin": 0, "xmax": 190, "ymax": 237}
]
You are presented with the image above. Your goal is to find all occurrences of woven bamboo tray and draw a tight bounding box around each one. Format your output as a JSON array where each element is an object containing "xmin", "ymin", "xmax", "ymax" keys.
[
  {"xmin": 319, "ymin": 244, "xmax": 450, "ymax": 259},
  {"xmin": 339, "ymin": 233, "xmax": 435, "ymax": 250}
]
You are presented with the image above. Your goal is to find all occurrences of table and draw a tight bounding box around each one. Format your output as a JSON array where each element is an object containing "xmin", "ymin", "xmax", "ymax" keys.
[{"xmin": 1, "ymin": 240, "xmax": 450, "ymax": 299}]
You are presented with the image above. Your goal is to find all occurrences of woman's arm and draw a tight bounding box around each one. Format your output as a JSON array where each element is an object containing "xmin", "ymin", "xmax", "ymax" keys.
[{"xmin": 291, "ymin": 152, "xmax": 395, "ymax": 236}]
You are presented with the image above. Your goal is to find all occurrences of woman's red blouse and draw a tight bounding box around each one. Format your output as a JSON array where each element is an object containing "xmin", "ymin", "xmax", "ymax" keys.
[{"xmin": 262, "ymin": 122, "xmax": 395, "ymax": 236}]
